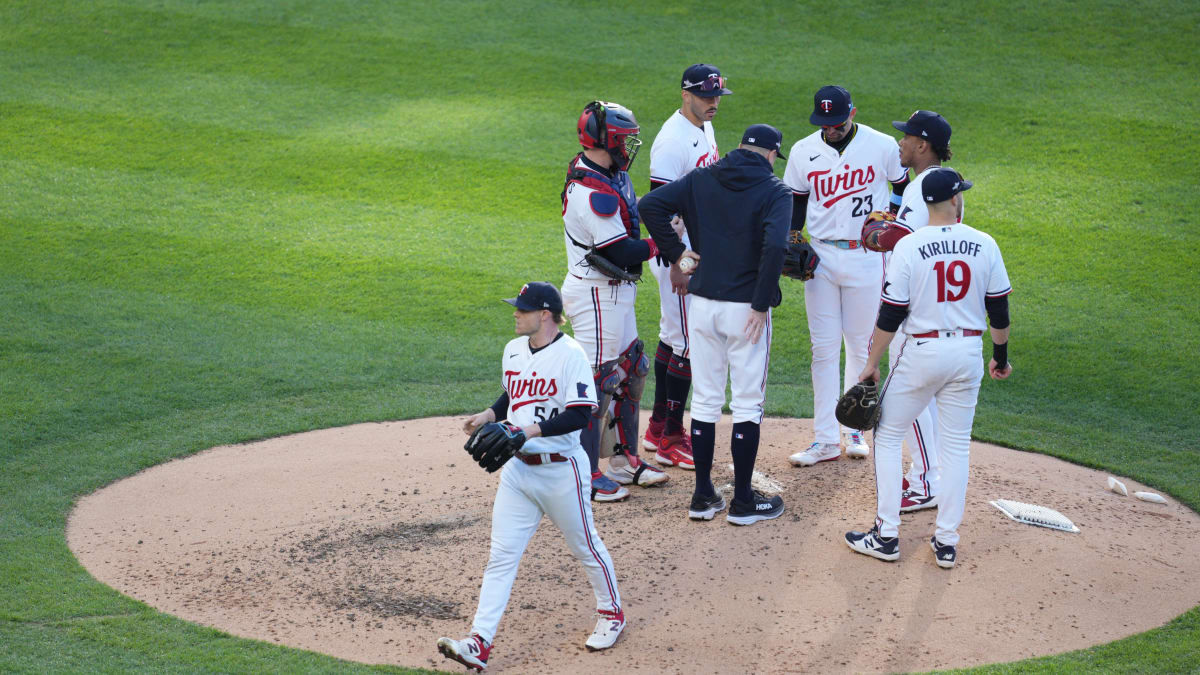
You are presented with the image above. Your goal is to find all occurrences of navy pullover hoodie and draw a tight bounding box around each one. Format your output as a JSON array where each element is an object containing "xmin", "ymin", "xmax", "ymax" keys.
[{"xmin": 640, "ymin": 148, "xmax": 792, "ymax": 311}]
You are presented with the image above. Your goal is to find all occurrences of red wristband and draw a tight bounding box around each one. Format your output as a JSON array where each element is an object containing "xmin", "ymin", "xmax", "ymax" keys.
[{"xmin": 644, "ymin": 238, "xmax": 659, "ymax": 260}]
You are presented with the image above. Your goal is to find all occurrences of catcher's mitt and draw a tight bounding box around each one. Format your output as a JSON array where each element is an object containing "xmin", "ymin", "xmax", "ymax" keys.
[
  {"xmin": 861, "ymin": 211, "xmax": 897, "ymax": 253},
  {"xmin": 781, "ymin": 230, "xmax": 820, "ymax": 281},
  {"xmin": 835, "ymin": 380, "xmax": 882, "ymax": 431},
  {"xmin": 464, "ymin": 422, "xmax": 526, "ymax": 472},
  {"xmin": 584, "ymin": 248, "xmax": 641, "ymax": 283}
]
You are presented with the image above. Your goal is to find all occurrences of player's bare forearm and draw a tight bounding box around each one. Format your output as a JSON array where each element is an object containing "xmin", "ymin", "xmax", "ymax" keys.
[
  {"xmin": 859, "ymin": 326, "xmax": 893, "ymax": 383},
  {"xmin": 463, "ymin": 409, "xmax": 496, "ymax": 434},
  {"xmin": 990, "ymin": 325, "xmax": 1010, "ymax": 345}
]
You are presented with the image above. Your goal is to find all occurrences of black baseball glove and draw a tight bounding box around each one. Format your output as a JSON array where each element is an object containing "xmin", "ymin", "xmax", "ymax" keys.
[
  {"xmin": 464, "ymin": 422, "xmax": 526, "ymax": 472},
  {"xmin": 584, "ymin": 247, "xmax": 641, "ymax": 283},
  {"xmin": 835, "ymin": 380, "xmax": 882, "ymax": 431},
  {"xmin": 781, "ymin": 230, "xmax": 820, "ymax": 281}
]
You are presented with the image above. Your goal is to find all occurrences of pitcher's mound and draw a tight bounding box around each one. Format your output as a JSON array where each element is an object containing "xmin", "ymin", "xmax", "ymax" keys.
[{"xmin": 68, "ymin": 414, "xmax": 1200, "ymax": 673}]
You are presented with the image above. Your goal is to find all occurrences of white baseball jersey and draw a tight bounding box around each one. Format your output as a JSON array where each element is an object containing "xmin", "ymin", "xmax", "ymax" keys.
[
  {"xmin": 882, "ymin": 222, "xmax": 1012, "ymax": 335},
  {"xmin": 562, "ymin": 173, "xmax": 635, "ymax": 282},
  {"xmin": 783, "ymin": 124, "xmax": 905, "ymax": 240},
  {"xmin": 895, "ymin": 165, "xmax": 965, "ymax": 233},
  {"xmin": 502, "ymin": 333, "xmax": 597, "ymax": 454},
  {"xmin": 649, "ymin": 110, "xmax": 719, "ymax": 188}
]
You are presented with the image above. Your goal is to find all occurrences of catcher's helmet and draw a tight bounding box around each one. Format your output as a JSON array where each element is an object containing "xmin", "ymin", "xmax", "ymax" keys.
[{"xmin": 577, "ymin": 100, "xmax": 642, "ymax": 171}]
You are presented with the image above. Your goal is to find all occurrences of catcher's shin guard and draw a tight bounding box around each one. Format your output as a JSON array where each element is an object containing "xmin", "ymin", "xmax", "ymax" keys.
[
  {"xmin": 609, "ymin": 340, "xmax": 649, "ymax": 456},
  {"xmin": 591, "ymin": 360, "xmax": 619, "ymax": 459}
]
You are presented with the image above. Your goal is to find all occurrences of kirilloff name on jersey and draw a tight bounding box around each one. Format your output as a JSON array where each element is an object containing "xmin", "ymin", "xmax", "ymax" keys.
[
  {"xmin": 917, "ymin": 239, "xmax": 983, "ymax": 260},
  {"xmin": 505, "ymin": 370, "xmax": 558, "ymax": 410},
  {"xmin": 808, "ymin": 164, "xmax": 877, "ymax": 208}
]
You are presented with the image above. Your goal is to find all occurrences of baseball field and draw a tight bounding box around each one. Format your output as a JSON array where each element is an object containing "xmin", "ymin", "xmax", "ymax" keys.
[{"xmin": 2, "ymin": 0, "xmax": 1198, "ymax": 673}]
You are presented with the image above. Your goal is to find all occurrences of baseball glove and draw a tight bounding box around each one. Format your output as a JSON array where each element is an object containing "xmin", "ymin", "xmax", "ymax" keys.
[
  {"xmin": 861, "ymin": 211, "xmax": 897, "ymax": 253},
  {"xmin": 584, "ymin": 248, "xmax": 641, "ymax": 283},
  {"xmin": 835, "ymin": 380, "xmax": 882, "ymax": 431},
  {"xmin": 781, "ymin": 230, "xmax": 820, "ymax": 281},
  {"xmin": 464, "ymin": 422, "xmax": 526, "ymax": 472}
]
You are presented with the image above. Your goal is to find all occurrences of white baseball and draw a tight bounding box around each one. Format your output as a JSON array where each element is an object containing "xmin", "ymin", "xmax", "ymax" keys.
[{"xmin": 678, "ymin": 256, "xmax": 696, "ymax": 272}]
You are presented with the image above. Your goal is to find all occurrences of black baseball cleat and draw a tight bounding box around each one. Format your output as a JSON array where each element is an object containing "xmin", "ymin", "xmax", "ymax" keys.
[
  {"xmin": 845, "ymin": 525, "xmax": 899, "ymax": 561},
  {"xmin": 726, "ymin": 491, "xmax": 784, "ymax": 525},
  {"xmin": 931, "ymin": 536, "xmax": 957, "ymax": 568},
  {"xmin": 688, "ymin": 492, "xmax": 727, "ymax": 520}
]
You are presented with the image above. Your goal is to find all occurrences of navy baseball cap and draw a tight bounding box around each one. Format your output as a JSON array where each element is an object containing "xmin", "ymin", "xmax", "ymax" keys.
[
  {"xmin": 741, "ymin": 124, "xmax": 787, "ymax": 159},
  {"xmin": 892, "ymin": 110, "xmax": 952, "ymax": 148},
  {"xmin": 810, "ymin": 85, "xmax": 853, "ymax": 126},
  {"xmin": 681, "ymin": 64, "xmax": 732, "ymax": 98},
  {"xmin": 504, "ymin": 281, "xmax": 563, "ymax": 314},
  {"xmin": 922, "ymin": 168, "xmax": 973, "ymax": 203}
]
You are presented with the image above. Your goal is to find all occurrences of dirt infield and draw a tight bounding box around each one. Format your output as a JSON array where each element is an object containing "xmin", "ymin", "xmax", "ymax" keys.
[{"xmin": 68, "ymin": 414, "xmax": 1200, "ymax": 673}]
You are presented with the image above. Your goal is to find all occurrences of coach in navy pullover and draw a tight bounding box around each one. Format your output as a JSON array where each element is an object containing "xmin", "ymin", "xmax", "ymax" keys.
[{"xmin": 639, "ymin": 140, "xmax": 791, "ymax": 312}]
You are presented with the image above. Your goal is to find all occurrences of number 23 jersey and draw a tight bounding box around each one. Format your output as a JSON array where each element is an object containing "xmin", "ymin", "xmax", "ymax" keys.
[
  {"xmin": 882, "ymin": 222, "xmax": 1012, "ymax": 335},
  {"xmin": 502, "ymin": 332, "xmax": 598, "ymax": 455}
]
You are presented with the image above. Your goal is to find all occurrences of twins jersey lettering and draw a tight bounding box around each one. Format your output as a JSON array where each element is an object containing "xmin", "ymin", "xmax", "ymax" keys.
[
  {"xmin": 502, "ymin": 333, "xmax": 597, "ymax": 454},
  {"xmin": 895, "ymin": 165, "xmax": 965, "ymax": 233},
  {"xmin": 882, "ymin": 223, "xmax": 1013, "ymax": 336},
  {"xmin": 783, "ymin": 124, "xmax": 905, "ymax": 240}
]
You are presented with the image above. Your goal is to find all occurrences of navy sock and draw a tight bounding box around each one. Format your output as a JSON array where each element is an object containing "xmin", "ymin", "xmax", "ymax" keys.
[
  {"xmin": 731, "ymin": 421, "xmax": 761, "ymax": 505},
  {"xmin": 664, "ymin": 355, "xmax": 691, "ymax": 434},
  {"xmin": 690, "ymin": 420, "xmax": 716, "ymax": 497},
  {"xmin": 652, "ymin": 341, "xmax": 672, "ymax": 413}
]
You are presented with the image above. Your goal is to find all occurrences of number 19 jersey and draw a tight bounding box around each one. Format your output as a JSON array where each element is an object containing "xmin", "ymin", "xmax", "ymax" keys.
[
  {"xmin": 882, "ymin": 222, "xmax": 1012, "ymax": 335},
  {"xmin": 502, "ymin": 333, "xmax": 598, "ymax": 455}
]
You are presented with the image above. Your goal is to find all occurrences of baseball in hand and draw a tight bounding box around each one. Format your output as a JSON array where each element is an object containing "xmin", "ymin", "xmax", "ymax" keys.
[{"xmin": 678, "ymin": 256, "xmax": 696, "ymax": 273}]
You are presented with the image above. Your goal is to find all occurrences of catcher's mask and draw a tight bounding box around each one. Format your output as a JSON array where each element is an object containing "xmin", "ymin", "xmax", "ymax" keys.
[{"xmin": 577, "ymin": 100, "xmax": 641, "ymax": 171}]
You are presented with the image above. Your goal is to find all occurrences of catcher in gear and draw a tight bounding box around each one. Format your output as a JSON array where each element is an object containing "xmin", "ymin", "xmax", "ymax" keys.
[
  {"xmin": 439, "ymin": 281, "xmax": 626, "ymax": 670},
  {"xmin": 835, "ymin": 380, "xmax": 881, "ymax": 431},
  {"xmin": 780, "ymin": 230, "xmax": 820, "ymax": 281},
  {"xmin": 560, "ymin": 100, "xmax": 668, "ymax": 501}
]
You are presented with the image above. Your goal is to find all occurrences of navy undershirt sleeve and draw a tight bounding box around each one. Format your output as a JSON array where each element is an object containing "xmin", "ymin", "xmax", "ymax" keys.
[
  {"xmin": 876, "ymin": 302, "xmax": 909, "ymax": 332},
  {"xmin": 598, "ymin": 236, "xmax": 652, "ymax": 265},
  {"xmin": 537, "ymin": 406, "xmax": 590, "ymax": 437},
  {"xmin": 985, "ymin": 295, "xmax": 1011, "ymax": 329}
]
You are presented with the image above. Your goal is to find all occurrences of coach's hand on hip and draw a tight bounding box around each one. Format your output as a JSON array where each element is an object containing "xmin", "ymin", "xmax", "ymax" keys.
[{"xmin": 744, "ymin": 309, "xmax": 767, "ymax": 344}]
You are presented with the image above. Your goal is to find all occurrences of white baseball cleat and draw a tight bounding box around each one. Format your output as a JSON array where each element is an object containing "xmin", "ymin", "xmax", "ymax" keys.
[
  {"xmin": 585, "ymin": 608, "xmax": 625, "ymax": 651},
  {"xmin": 605, "ymin": 454, "xmax": 668, "ymax": 486},
  {"xmin": 844, "ymin": 431, "xmax": 870, "ymax": 459},
  {"xmin": 789, "ymin": 442, "xmax": 841, "ymax": 466},
  {"xmin": 436, "ymin": 634, "xmax": 490, "ymax": 671}
]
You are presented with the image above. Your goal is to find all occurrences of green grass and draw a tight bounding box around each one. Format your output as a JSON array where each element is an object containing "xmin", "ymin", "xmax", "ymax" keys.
[{"xmin": 2, "ymin": 0, "xmax": 1198, "ymax": 672}]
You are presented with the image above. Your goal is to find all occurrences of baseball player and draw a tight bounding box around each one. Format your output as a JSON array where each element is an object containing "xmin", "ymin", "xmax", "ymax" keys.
[
  {"xmin": 560, "ymin": 100, "xmax": 668, "ymax": 502},
  {"xmin": 844, "ymin": 169, "xmax": 1012, "ymax": 568},
  {"xmin": 862, "ymin": 110, "xmax": 957, "ymax": 512},
  {"xmin": 641, "ymin": 124, "xmax": 792, "ymax": 525},
  {"xmin": 641, "ymin": 63, "xmax": 731, "ymax": 471},
  {"xmin": 437, "ymin": 282, "xmax": 625, "ymax": 670},
  {"xmin": 783, "ymin": 85, "xmax": 910, "ymax": 466}
]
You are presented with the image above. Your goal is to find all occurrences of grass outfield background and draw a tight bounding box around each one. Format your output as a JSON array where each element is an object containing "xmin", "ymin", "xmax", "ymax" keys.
[{"xmin": 1, "ymin": 0, "xmax": 1197, "ymax": 672}]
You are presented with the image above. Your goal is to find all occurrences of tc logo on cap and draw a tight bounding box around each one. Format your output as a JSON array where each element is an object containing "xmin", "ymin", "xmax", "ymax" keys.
[
  {"xmin": 519, "ymin": 283, "xmax": 529, "ymax": 295},
  {"xmin": 820, "ymin": 99, "xmax": 833, "ymax": 114}
]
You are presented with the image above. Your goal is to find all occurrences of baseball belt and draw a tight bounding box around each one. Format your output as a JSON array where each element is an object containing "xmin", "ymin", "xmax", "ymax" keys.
[
  {"xmin": 516, "ymin": 452, "xmax": 570, "ymax": 465},
  {"xmin": 816, "ymin": 238, "xmax": 864, "ymax": 250},
  {"xmin": 910, "ymin": 329, "xmax": 983, "ymax": 339}
]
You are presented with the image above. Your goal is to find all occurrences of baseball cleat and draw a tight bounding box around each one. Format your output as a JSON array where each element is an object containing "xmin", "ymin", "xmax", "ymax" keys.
[
  {"xmin": 642, "ymin": 416, "xmax": 666, "ymax": 451},
  {"xmin": 900, "ymin": 490, "xmax": 939, "ymax": 513},
  {"xmin": 845, "ymin": 525, "xmax": 899, "ymax": 561},
  {"xmin": 654, "ymin": 433, "xmax": 696, "ymax": 470},
  {"xmin": 687, "ymin": 491, "xmax": 727, "ymax": 520},
  {"xmin": 605, "ymin": 455, "xmax": 668, "ymax": 487},
  {"xmin": 788, "ymin": 442, "xmax": 841, "ymax": 466},
  {"xmin": 726, "ymin": 491, "xmax": 784, "ymax": 525},
  {"xmin": 844, "ymin": 431, "xmax": 870, "ymax": 459},
  {"xmin": 931, "ymin": 536, "xmax": 957, "ymax": 568},
  {"xmin": 590, "ymin": 474, "xmax": 630, "ymax": 502},
  {"xmin": 437, "ymin": 634, "xmax": 490, "ymax": 671},
  {"xmin": 585, "ymin": 608, "xmax": 625, "ymax": 651}
]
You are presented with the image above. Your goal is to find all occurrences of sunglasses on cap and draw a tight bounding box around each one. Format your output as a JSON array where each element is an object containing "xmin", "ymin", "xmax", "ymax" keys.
[
  {"xmin": 684, "ymin": 73, "xmax": 727, "ymax": 93},
  {"xmin": 821, "ymin": 119, "xmax": 850, "ymax": 132}
]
